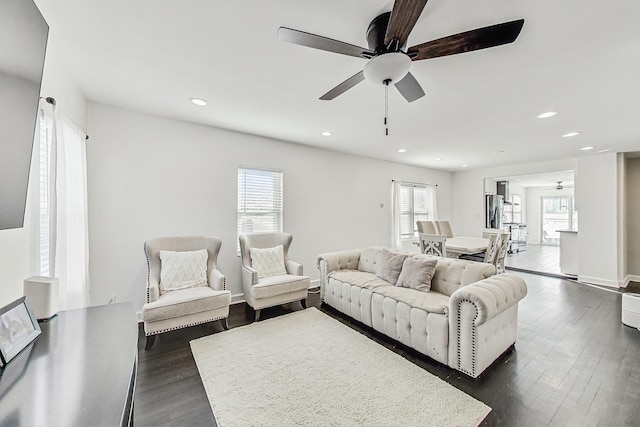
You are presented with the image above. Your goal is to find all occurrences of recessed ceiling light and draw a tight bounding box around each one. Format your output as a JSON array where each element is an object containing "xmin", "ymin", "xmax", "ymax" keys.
[
  {"xmin": 461, "ymin": 164, "xmax": 469, "ymax": 168},
  {"xmin": 321, "ymin": 131, "xmax": 332, "ymax": 136},
  {"xmin": 435, "ymin": 157, "xmax": 443, "ymax": 161},
  {"xmin": 581, "ymin": 146, "xmax": 595, "ymax": 151},
  {"xmin": 562, "ymin": 132, "xmax": 581, "ymax": 138},
  {"xmin": 495, "ymin": 150, "xmax": 505, "ymax": 154},
  {"xmin": 397, "ymin": 149, "xmax": 407, "ymax": 153},
  {"xmin": 189, "ymin": 98, "xmax": 208, "ymax": 106},
  {"xmin": 596, "ymin": 149, "xmax": 610, "ymax": 153},
  {"xmin": 538, "ymin": 111, "xmax": 558, "ymax": 119}
]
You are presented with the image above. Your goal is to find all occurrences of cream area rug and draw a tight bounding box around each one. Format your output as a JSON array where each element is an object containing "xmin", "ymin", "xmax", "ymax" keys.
[{"xmin": 190, "ymin": 308, "xmax": 491, "ymax": 426}]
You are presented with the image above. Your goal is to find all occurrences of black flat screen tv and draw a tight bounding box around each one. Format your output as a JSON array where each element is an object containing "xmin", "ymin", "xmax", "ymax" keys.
[{"xmin": 0, "ymin": 0, "xmax": 48, "ymax": 230}]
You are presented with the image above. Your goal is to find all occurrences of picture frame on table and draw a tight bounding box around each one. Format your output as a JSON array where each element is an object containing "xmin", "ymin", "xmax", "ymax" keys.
[{"xmin": 0, "ymin": 296, "xmax": 41, "ymax": 366}]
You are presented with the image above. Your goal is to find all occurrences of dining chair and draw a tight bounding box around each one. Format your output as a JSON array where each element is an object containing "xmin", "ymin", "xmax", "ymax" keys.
[
  {"xmin": 416, "ymin": 221, "xmax": 438, "ymax": 235},
  {"xmin": 483, "ymin": 233, "xmax": 501, "ymax": 264},
  {"xmin": 436, "ymin": 221, "xmax": 453, "ymax": 238},
  {"xmin": 494, "ymin": 233, "xmax": 511, "ymax": 273},
  {"xmin": 418, "ymin": 233, "xmax": 447, "ymax": 257}
]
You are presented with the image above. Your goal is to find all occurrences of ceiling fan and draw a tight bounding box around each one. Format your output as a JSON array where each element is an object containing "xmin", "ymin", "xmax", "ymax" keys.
[
  {"xmin": 549, "ymin": 181, "xmax": 564, "ymax": 190},
  {"xmin": 277, "ymin": 0, "xmax": 525, "ymax": 103}
]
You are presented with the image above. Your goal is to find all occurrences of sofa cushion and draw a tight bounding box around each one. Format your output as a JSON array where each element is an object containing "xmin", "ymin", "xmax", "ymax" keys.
[
  {"xmin": 143, "ymin": 286, "xmax": 230, "ymax": 322},
  {"xmin": 251, "ymin": 274, "xmax": 310, "ymax": 299},
  {"xmin": 159, "ymin": 249, "xmax": 208, "ymax": 295},
  {"xmin": 250, "ymin": 245, "xmax": 287, "ymax": 278},
  {"xmin": 376, "ymin": 248, "xmax": 408, "ymax": 285},
  {"xmin": 396, "ymin": 256, "xmax": 437, "ymax": 292},
  {"xmin": 373, "ymin": 286, "xmax": 450, "ymax": 315},
  {"xmin": 328, "ymin": 270, "xmax": 391, "ymax": 291},
  {"xmin": 358, "ymin": 247, "xmax": 382, "ymax": 273}
]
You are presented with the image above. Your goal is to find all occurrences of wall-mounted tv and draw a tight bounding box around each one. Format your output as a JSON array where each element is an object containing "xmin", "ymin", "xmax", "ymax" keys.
[{"xmin": 0, "ymin": 0, "xmax": 48, "ymax": 230}]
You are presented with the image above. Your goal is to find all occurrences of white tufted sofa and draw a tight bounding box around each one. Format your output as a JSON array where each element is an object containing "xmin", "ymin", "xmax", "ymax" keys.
[{"xmin": 317, "ymin": 247, "xmax": 527, "ymax": 378}]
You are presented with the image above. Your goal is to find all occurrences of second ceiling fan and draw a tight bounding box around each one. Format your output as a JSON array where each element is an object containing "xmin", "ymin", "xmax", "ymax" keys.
[{"xmin": 278, "ymin": 0, "xmax": 525, "ymax": 102}]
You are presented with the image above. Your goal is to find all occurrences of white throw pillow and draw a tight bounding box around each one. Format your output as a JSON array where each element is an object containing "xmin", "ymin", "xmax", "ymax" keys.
[
  {"xmin": 250, "ymin": 245, "xmax": 287, "ymax": 278},
  {"xmin": 159, "ymin": 249, "xmax": 208, "ymax": 295}
]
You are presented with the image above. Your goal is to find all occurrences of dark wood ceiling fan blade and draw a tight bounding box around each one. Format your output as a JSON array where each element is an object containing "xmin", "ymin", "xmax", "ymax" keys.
[
  {"xmin": 407, "ymin": 19, "xmax": 524, "ymax": 61},
  {"xmin": 384, "ymin": 0, "xmax": 429, "ymax": 48},
  {"xmin": 319, "ymin": 71, "xmax": 365, "ymax": 100},
  {"xmin": 278, "ymin": 27, "xmax": 374, "ymax": 59},
  {"xmin": 394, "ymin": 72, "xmax": 425, "ymax": 102}
]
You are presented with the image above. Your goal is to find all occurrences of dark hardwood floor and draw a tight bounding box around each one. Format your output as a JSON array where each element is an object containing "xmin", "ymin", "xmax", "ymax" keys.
[{"xmin": 135, "ymin": 275, "xmax": 640, "ymax": 426}]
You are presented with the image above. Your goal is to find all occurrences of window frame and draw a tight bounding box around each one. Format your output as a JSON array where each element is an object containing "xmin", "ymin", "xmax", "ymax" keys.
[{"xmin": 237, "ymin": 166, "xmax": 284, "ymax": 253}]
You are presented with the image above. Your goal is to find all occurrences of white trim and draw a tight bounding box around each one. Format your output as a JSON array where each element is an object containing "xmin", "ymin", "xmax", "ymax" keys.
[
  {"xmin": 621, "ymin": 275, "xmax": 640, "ymax": 288},
  {"xmin": 578, "ymin": 275, "xmax": 620, "ymax": 289}
]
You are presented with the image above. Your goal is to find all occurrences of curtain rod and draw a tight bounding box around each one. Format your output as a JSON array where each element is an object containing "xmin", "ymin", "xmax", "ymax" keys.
[
  {"xmin": 392, "ymin": 179, "xmax": 438, "ymax": 187},
  {"xmin": 40, "ymin": 96, "xmax": 90, "ymax": 140}
]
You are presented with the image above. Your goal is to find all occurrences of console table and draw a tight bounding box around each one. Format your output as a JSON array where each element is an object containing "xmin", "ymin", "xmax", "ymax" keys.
[{"xmin": 0, "ymin": 302, "xmax": 138, "ymax": 426}]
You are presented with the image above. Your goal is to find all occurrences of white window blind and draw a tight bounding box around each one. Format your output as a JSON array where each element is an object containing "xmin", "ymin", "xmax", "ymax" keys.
[
  {"xmin": 38, "ymin": 110, "xmax": 53, "ymax": 276},
  {"xmin": 237, "ymin": 167, "xmax": 283, "ymax": 251},
  {"xmin": 396, "ymin": 182, "xmax": 437, "ymax": 240}
]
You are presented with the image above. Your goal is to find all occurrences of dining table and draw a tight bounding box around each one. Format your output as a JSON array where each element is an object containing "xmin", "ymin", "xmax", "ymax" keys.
[{"xmin": 445, "ymin": 236, "xmax": 489, "ymax": 257}]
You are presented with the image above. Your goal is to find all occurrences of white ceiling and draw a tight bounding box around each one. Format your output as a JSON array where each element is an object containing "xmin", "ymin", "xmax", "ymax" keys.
[{"xmin": 35, "ymin": 0, "xmax": 640, "ymax": 171}]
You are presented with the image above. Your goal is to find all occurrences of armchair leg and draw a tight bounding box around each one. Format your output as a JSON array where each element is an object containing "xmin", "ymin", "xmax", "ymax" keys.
[
  {"xmin": 221, "ymin": 317, "xmax": 229, "ymax": 331},
  {"xmin": 255, "ymin": 309, "xmax": 261, "ymax": 322},
  {"xmin": 301, "ymin": 298, "xmax": 307, "ymax": 309},
  {"xmin": 144, "ymin": 334, "xmax": 156, "ymax": 351}
]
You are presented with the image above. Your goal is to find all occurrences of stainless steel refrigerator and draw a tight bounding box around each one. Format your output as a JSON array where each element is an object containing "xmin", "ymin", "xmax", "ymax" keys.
[{"xmin": 485, "ymin": 194, "xmax": 504, "ymax": 229}]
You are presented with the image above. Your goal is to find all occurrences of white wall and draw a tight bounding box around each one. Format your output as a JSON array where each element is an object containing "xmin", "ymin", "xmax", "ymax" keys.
[
  {"xmin": 452, "ymin": 159, "xmax": 576, "ymax": 238},
  {"xmin": 0, "ymin": 17, "xmax": 88, "ymax": 307},
  {"xmin": 85, "ymin": 103, "xmax": 453, "ymax": 312},
  {"xmin": 575, "ymin": 153, "xmax": 620, "ymax": 287}
]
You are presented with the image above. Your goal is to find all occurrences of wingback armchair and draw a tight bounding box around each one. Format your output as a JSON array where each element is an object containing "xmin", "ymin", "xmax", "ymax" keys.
[
  {"xmin": 142, "ymin": 236, "xmax": 231, "ymax": 349},
  {"xmin": 239, "ymin": 232, "xmax": 310, "ymax": 321}
]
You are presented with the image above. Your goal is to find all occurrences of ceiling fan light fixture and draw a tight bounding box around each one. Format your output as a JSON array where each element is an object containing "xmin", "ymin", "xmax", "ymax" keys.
[{"xmin": 363, "ymin": 53, "xmax": 411, "ymax": 85}]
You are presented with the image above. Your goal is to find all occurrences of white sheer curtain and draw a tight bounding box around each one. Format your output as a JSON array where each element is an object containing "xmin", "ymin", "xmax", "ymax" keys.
[
  {"xmin": 50, "ymin": 105, "xmax": 90, "ymax": 310},
  {"xmin": 391, "ymin": 180, "xmax": 438, "ymax": 250}
]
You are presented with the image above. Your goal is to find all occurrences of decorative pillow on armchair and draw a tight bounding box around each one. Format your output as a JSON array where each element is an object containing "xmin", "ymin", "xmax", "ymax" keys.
[
  {"xmin": 159, "ymin": 249, "xmax": 208, "ymax": 295},
  {"xmin": 376, "ymin": 248, "xmax": 408, "ymax": 285},
  {"xmin": 396, "ymin": 255, "xmax": 438, "ymax": 292},
  {"xmin": 250, "ymin": 245, "xmax": 287, "ymax": 278}
]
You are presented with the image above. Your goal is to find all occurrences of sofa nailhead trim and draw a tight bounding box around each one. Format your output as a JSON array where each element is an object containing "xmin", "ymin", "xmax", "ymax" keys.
[{"xmin": 457, "ymin": 299, "xmax": 479, "ymax": 377}]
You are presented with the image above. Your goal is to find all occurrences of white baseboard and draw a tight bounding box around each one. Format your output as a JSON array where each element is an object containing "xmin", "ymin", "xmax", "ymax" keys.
[
  {"xmin": 578, "ymin": 275, "xmax": 620, "ymax": 288},
  {"xmin": 621, "ymin": 275, "xmax": 640, "ymax": 288}
]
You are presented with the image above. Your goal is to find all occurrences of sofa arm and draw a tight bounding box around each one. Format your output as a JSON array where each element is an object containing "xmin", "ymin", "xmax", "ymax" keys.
[
  {"xmin": 448, "ymin": 273, "xmax": 527, "ymax": 378},
  {"xmin": 449, "ymin": 273, "xmax": 527, "ymax": 326},
  {"xmin": 316, "ymin": 249, "xmax": 362, "ymax": 274},
  {"xmin": 316, "ymin": 249, "xmax": 362, "ymax": 300},
  {"xmin": 286, "ymin": 259, "xmax": 303, "ymax": 276},
  {"xmin": 210, "ymin": 269, "xmax": 226, "ymax": 291}
]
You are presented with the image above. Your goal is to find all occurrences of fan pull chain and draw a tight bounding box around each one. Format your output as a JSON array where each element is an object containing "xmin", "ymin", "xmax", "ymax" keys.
[{"xmin": 384, "ymin": 79, "xmax": 390, "ymax": 136}]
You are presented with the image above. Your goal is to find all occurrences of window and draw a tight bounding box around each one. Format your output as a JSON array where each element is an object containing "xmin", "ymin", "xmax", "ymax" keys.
[
  {"xmin": 237, "ymin": 167, "xmax": 283, "ymax": 251},
  {"xmin": 396, "ymin": 182, "xmax": 437, "ymax": 240},
  {"xmin": 541, "ymin": 195, "xmax": 578, "ymax": 245},
  {"xmin": 38, "ymin": 110, "xmax": 53, "ymax": 275}
]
